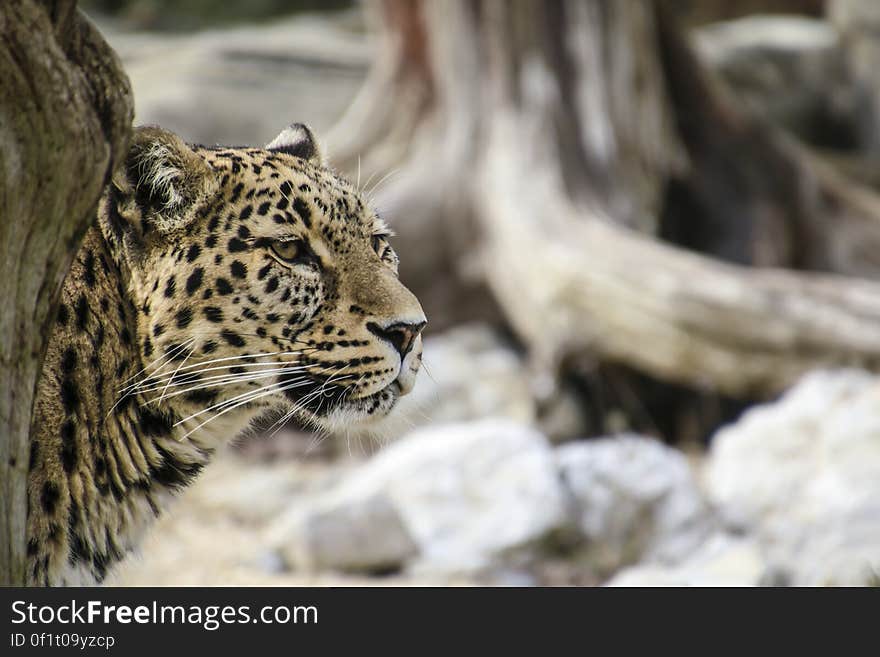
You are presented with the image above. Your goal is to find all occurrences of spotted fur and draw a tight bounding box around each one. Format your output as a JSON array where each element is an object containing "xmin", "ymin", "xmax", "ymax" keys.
[{"xmin": 28, "ymin": 124, "xmax": 425, "ymax": 585}]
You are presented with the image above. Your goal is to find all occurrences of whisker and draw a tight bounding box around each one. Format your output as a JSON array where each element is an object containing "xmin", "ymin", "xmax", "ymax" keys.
[
  {"xmin": 366, "ymin": 167, "xmax": 400, "ymax": 199},
  {"xmin": 173, "ymin": 378, "xmax": 301, "ymax": 429},
  {"xmin": 120, "ymin": 349, "xmax": 309, "ymax": 394},
  {"xmin": 141, "ymin": 367, "xmax": 308, "ymax": 402},
  {"xmin": 119, "ymin": 338, "xmax": 195, "ymax": 387},
  {"xmin": 177, "ymin": 377, "xmax": 323, "ymax": 441},
  {"xmin": 133, "ymin": 361, "xmax": 313, "ymax": 395},
  {"xmin": 156, "ymin": 341, "xmax": 196, "ymax": 403},
  {"xmin": 107, "ymin": 339, "xmax": 197, "ymax": 417},
  {"xmin": 172, "ymin": 363, "xmax": 351, "ymax": 428}
]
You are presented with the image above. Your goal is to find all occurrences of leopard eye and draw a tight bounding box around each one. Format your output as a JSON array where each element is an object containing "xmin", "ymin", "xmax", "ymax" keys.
[{"xmin": 270, "ymin": 239, "xmax": 315, "ymax": 266}]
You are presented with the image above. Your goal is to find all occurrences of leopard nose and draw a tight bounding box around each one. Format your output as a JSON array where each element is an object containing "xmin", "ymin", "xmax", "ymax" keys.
[{"xmin": 367, "ymin": 320, "xmax": 426, "ymax": 359}]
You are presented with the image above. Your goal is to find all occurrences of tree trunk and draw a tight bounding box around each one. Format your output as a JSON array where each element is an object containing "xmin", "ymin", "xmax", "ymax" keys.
[
  {"xmin": 328, "ymin": 0, "xmax": 880, "ymax": 403},
  {"xmin": 0, "ymin": 1, "xmax": 132, "ymax": 585}
]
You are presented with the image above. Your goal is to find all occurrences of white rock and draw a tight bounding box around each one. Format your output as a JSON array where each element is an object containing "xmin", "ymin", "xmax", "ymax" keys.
[
  {"xmin": 556, "ymin": 435, "xmax": 714, "ymax": 572},
  {"xmin": 707, "ymin": 369, "xmax": 880, "ymax": 585},
  {"xmin": 607, "ymin": 534, "xmax": 765, "ymax": 587},
  {"xmin": 331, "ymin": 419, "xmax": 569, "ymax": 575},
  {"xmin": 277, "ymin": 492, "xmax": 418, "ymax": 573}
]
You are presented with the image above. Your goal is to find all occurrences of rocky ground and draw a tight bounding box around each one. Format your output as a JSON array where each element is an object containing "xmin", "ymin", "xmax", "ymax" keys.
[
  {"xmin": 111, "ymin": 325, "xmax": 880, "ymax": 586},
  {"xmin": 101, "ymin": 12, "xmax": 880, "ymax": 586}
]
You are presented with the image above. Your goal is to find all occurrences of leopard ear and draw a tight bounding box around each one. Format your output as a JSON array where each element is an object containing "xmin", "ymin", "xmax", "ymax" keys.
[
  {"xmin": 110, "ymin": 126, "xmax": 218, "ymax": 238},
  {"xmin": 266, "ymin": 123, "xmax": 325, "ymax": 166}
]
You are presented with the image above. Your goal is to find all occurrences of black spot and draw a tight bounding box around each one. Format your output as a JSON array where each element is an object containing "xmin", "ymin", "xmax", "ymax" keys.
[
  {"xmin": 143, "ymin": 337, "xmax": 153, "ymax": 357},
  {"xmin": 120, "ymin": 327, "xmax": 132, "ymax": 345},
  {"xmin": 279, "ymin": 181, "xmax": 293, "ymax": 197},
  {"xmin": 41, "ymin": 481, "xmax": 60, "ymax": 514},
  {"xmin": 204, "ymin": 307, "xmax": 224, "ymax": 323},
  {"xmin": 83, "ymin": 251, "xmax": 96, "ymax": 288},
  {"xmin": 239, "ymin": 206, "xmax": 253, "ymax": 222},
  {"xmin": 272, "ymin": 213, "xmax": 287, "ymax": 225},
  {"xmin": 230, "ymin": 260, "xmax": 247, "ymax": 279},
  {"xmin": 229, "ymin": 366, "xmax": 246, "ymax": 374},
  {"xmin": 164, "ymin": 276, "xmax": 176, "ymax": 298},
  {"xmin": 184, "ymin": 388, "xmax": 217, "ymax": 405},
  {"xmin": 257, "ymin": 263, "xmax": 272, "ymax": 280},
  {"xmin": 60, "ymin": 377, "xmax": 80, "ymax": 413},
  {"xmin": 60, "ymin": 420, "xmax": 78, "ymax": 473},
  {"xmin": 208, "ymin": 215, "xmax": 221, "ymax": 232},
  {"xmin": 281, "ymin": 288, "xmax": 291, "ymax": 302},
  {"xmin": 176, "ymin": 307, "xmax": 193, "ymax": 328},
  {"xmin": 205, "ymin": 234, "xmax": 218, "ymax": 248},
  {"xmin": 228, "ymin": 238, "xmax": 248, "ymax": 253},
  {"xmin": 29, "ymin": 440, "xmax": 39, "ymax": 471},
  {"xmin": 75, "ymin": 295, "xmax": 89, "ymax": 331},
  {"xmin": 293, "ymin": 198, "xmax": 312, "ymax": 228},
  {"xmin": 153, "ymin": 323, "xmax": 165, "ymax": 337},
  {"xmin": 151, "ymin": 443, "xmax": 203, "ymax": 490},
  {"xmin": 221, "ymin": 329, "xmax": 246, "ymax": 347},
  {"xmin": 186, "ymin": 244, "xmax": 202, "ymax": 262},
  {"xmin": 323, "ymin": 325, "xmax": 335, "ymax": 335},
  {"xmin": 57, "ymin": 303, "xmax": 69, "ymax": 326},
  {"xmin": 257, "ymin": 201, "xmax": 271, "ymax": 215},
  {"xmin": 186, "ymin": 267, "xmax": 204, "ymax": 296},
  {"xmin": 138, "ymin": 408, "xmax": 174, "ymax": 437},
  {"xmin": 256, "ymin": 327, "xmax": 267, "ymax": 337},
  {"xmin": 115, "ymin": 359, "xmax": 129, "ymax": 378},
  {"xmin": 92, "ymin": 552, "xmax": 109, "ymax": 581},
  {"xmin": 202, "ymin": 340, "xmax": 218, "ymax": 354},
  {"xmin": 265, "ymin": 277, "xmax": 279, "ymax": 294},
  {"xmin": 164, "ymin": 342, "xmax": 188, "ymax": 362},
  {"xmin": 68, "ymin": 531, "xmax": 91, "ymax": 566},
  {"xmin": 60, "ymin": 347, "xmax": 77, "ymax": 372},
  {"xmin": 216, "ymin": 278, "xmax": 233, "ymax": 295},
  {"xmin": 266, "ymin": 313, "xmax": 281, "ymax": 323},
  {"xmin": 230, "ymin": 182, "xmax": 244, "ymax": 203},
  {"xmin": 276, "ymin": 197, "xmax": 289, "ymax": 211}
]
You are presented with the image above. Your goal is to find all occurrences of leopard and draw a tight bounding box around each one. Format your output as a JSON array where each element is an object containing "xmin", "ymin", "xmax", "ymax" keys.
[{"xmin": 27, "ymin": 123, "xmax": 426, "ymax": 586}]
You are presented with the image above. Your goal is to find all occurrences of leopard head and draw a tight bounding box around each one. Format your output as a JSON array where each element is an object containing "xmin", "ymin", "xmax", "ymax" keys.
[{"xmin": 101, "ymin": 124, "xmax": 426, "ymax": 438}]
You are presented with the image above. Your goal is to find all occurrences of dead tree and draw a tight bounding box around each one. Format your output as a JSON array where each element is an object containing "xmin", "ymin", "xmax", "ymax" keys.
[
  {"xmin": 0, "ymin": 1, "xmax": 132, "ymax": 585},
  {"xmin": 328, "ymin": 0, "xmax": 880, "ymax": 402}
]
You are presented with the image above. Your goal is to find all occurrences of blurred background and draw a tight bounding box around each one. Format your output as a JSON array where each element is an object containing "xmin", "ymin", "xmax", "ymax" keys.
[{"xmin": 84, "ymin": 0, "xmax": 880, "ymax": 586}]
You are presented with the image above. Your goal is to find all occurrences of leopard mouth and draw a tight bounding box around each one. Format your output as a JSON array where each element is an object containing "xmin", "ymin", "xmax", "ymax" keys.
[{"xmin": 279, "ymin": 373, "xmax": 401, "ymax": 422}]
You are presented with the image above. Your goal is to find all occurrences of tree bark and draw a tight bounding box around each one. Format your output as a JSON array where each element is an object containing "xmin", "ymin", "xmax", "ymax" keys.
[
  {"xmin": 328, "ymin": 0, "xmax": 880, "ymax": 401},
  {"xmin": 0, "ymin": 1, "xmax": 132, "ymax": 585}
]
